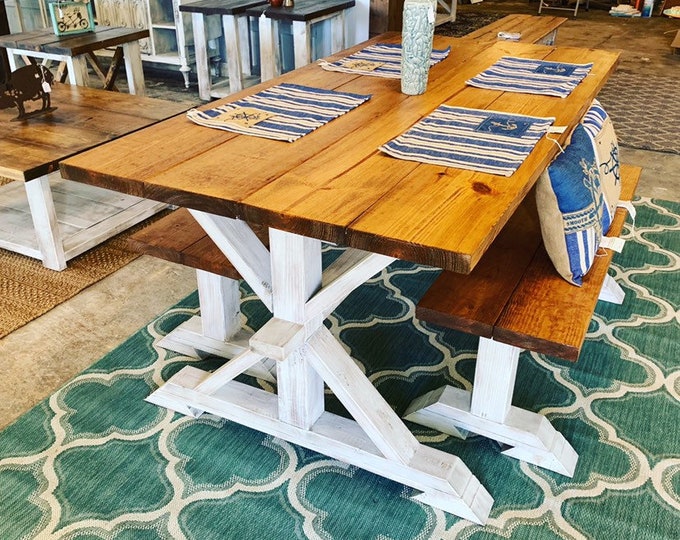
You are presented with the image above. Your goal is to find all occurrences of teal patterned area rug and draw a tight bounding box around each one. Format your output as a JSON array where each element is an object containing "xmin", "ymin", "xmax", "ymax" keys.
[{"xmin": 1, "ymin": 197, "xmax": 678, "ymax": 539}]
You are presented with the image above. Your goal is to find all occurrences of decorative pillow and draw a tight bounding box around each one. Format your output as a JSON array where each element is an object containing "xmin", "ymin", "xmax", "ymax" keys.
[
  {"xmin": 581, "ymin": 99, "xmax": 620, "ymax": 234},
  {"xmin": 536, "ymin": 124, "xmax": 609, "ymax": 286}
]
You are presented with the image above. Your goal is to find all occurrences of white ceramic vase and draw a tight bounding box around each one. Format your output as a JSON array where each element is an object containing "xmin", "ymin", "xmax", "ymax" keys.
[{"xmin": 401, "ymin": 0, "xmax": 436, "ymax": 95}]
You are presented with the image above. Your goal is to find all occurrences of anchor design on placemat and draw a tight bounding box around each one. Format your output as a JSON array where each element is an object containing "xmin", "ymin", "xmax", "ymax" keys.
[{"xmin": 1, "ymin": 64, "xmax": 56, "ymax": 121}]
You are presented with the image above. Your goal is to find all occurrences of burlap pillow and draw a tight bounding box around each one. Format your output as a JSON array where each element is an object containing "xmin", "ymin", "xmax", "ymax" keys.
[
  {"xmin": 581, "ymin": 99, "xmax": 621, "ymax": 234},
  {"xmin": 536, "ymin": 124, "xmax": 608, "ymax": 286}
]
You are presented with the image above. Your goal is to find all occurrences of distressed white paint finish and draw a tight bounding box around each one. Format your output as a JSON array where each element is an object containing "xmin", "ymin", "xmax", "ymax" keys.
[
  {"xmin": 307, "ymin": 327, "xmax": 419, "ymax": 464},
  {"xmin": 191, "ymin": 12, "xmax": 211, "ymax": 100},
  {"xmin": 330, "ymin": 10, "xmax": 345, "ymax": 54},
  {"xmin": 147, "ymin": 226, "xmax": 492, "ymax": 522},
  {"xmin": 196, "ymin": 269, "xmax": 241, "ymax": 340},
  {"xmin": 1, "ymin": 173, "xmax": 165, "ymax": 269},
  {"xmin": 404, "ymin": 383, "xmax": 578, "ymax": 476},
  {"xmin": 223, "ymin": 14, "xmax": 245, "ymax": 94},
  {"xmin": 306, "ymin": 248, "xmax": 395, "ymax": 327},
  {"xmin": 122, "ymin": 40, "xmax": 145, "ymax": 95},
  {"xmin": 147, "ymin": 365, "xmax": 492, "ymax": 524},
  {"xmin": 156, "ymin": 316, "xmax": 278, "ymax": 382},
  {"xmin": 269, "ymin": 228, "xmax": 325, "ymax": 429},
  {"xmin": 292, "ymin": 20, "xmax": 311, "ymax": 70},
  {"xmin": 237, "ymin": 16, "xmax": 251, "ymax": 77},
  {"xmin": 194, "ymin": 348, "xmax": 268, "ymax": 395},
  {"xmin": 258, "ymin": 13, "xmax": 280, "ymax": 81},
  {"xmin": 598, "ymin": 274, "xmax": 625, "ymax": 305},
  {"xmin": 470, "ymin": 338, "xmax": 520, "ymax": 423},
  {"xmin": 24, "ymin": 173, "xmax": 67, "ymax": 270},
  {"xmin": 189, "ymin": 210, "xmax": 273, "ymax": 311}
]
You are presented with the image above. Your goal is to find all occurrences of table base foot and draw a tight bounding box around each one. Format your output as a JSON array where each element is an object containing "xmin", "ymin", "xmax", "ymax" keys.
[
  {"xmin": 404, "ymin": 385, "xmax": 578, "ymax": 477},
  {"xmin": 147, "ymin": 365, "xmax": 492, "ymax": 524}
]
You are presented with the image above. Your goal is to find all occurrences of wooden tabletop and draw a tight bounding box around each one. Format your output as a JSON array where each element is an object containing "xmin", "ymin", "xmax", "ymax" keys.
[
  {"xmin": 0, "ymin": 26, "xmax": 150, "ymax": 56},
  {"xmin": 60, "ymin": 34, "xmax": 619, "ymax": 274},
  {"xmin": 0, "ymin": 83, "xmax": 188, "ymax": 182}
]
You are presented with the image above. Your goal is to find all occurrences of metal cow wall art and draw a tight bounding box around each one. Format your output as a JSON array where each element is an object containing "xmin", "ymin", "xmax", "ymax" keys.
[{"xmin": 0, "ymin": 64, "xmax": 55, "ymax": 120}]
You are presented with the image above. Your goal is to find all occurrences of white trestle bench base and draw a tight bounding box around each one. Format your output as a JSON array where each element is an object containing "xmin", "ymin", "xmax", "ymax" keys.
[
  {"xmin": 405, "ymin": 274, "xmax": 629, "ymax": 477},
  {"xmin": 147, "ymin": 211, "xmax": 494, "ymax": 524}
]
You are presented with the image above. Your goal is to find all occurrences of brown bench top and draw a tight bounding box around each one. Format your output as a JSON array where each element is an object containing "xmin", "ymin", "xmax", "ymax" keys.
[
  {"xmin": 416, "ymin": 163, "xmax": 641, "ymax": 362},
  {"xmin": 460, "ymin": 14, "xmax": 568, "ymax": 45},
  {"xmin": 127, "ymin": 208, "xmax": 268, "ymax": 279}
]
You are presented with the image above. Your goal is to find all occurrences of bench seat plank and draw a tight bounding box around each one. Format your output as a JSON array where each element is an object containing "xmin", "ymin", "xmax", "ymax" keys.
[
  {"xmin": 127, "ymin": 207, "xmax": 268, "ymax": 279},
  {"xmin": 417, "ymin": 164, "xmax": 641, "ymax": 362},
  {"xmin": 415, "ymin": 198, "xmax": 542, "ymax": 338}
]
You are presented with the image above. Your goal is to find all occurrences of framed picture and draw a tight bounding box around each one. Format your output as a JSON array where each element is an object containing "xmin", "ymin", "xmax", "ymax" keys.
[{"xmin": 48, "ymin": 1, "xmax": 95, "ymax": 36}]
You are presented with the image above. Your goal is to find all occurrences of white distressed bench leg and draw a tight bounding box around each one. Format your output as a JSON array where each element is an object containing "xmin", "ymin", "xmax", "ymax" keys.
[
  {"xmin": 404, "ymin": 337, "xmax": 578, "ymax": 477},
  {"xmin": 598, "ymin": 274, "xmax": 625, "ymax": 305},
  {"xmin": 258, "ymin": 14, "xmax": 280, "ymax": 81},
  {"xmin": 191, "ymin": 12, "xmax": 211, "ymax": 100},
  {"xmin": 24, "ymin": 172, "xmax": 67, "ymax": 271},
  {"xmin": 292, "ymin": 20, "xmax": 311, "ymax": 71},
  {"xmin": 147, "ymin": 214, "xmax": 493, "ymax": 524},
  {"xmin": 223, "ymin": 14, "xmax": 245, "ymax": 94},
  {"xmin": 330, "ymin": 11, "xmax": 345, "ymax": 54}
]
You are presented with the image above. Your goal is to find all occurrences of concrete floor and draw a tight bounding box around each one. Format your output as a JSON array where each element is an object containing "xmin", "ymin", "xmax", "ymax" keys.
[{"xmin": 1, "ymin": 2, "xmax": 679, "ymax": 430}]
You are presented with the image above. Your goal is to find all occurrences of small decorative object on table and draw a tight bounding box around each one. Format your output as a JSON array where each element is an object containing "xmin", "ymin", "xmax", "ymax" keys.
[
  {"xmin": 401, "ymin": 0, "xmax": 436, "ymax": 95},
  {"xmin": 0, "ymin": 65, "xmax": 56, "ymax": 120},
  {"xmin": 48, "ymin": 0, "xmax": 95, "ymax": 36}
]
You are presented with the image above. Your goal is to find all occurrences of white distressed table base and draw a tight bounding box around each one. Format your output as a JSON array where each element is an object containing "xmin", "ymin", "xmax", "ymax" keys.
[
  {"xmin": 404, "ymin": 337, "xmax": 578, "ymax": 477},
  {"xmin": 147, "ymin": 212, "xmax": 493, "ymax": 524}
]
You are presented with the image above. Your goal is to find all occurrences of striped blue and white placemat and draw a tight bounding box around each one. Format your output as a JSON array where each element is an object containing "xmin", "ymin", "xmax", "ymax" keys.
[
  {"xmin": 379, "ymin": 106, "xmax": 554, "ymax": 176},
  {"xmin": 319, "ymin": 43, "xmax": 451, "ymax": 78},
  {"xmin": 186, "ymin": 83, "xmax": 371, "ymax": 142},
  {"xmin": 466, "ymin": 56, "xmax": 593, "ymax": 98}
]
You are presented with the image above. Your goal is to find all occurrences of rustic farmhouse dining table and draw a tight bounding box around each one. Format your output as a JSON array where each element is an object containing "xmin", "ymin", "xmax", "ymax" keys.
[
  {"xmin": 60, "ymin": 33, "xmax": 619, "ymax": 523},
  {"xmin": 0, "ymin": 83, "xmax": 187, "ymax": 270}
]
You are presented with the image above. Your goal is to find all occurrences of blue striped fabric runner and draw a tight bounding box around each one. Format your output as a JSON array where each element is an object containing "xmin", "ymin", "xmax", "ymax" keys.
[
  {"xmin": 186, "ymin": 83, "xmax": 371, "ymax": 142},
  {"xmin": 466, "ymin": 56, "xmax": 593, "ymax": 98},
  {"xmin": 319, "ymin": 43, "xmax": 450, "ymax": 78},
  {"xmin": 379, "ymin": 106, "xmax": 554, "ymax": 176}
]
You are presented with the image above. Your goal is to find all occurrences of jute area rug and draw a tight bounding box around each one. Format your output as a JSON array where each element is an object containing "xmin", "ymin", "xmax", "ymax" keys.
[
  {"xmin": 0, "ymin": 204, "xmax": 169, "ymax": 339},
  {"xmin": 0, "ymin": 197, "xmax": 678, "ymax": 539}
]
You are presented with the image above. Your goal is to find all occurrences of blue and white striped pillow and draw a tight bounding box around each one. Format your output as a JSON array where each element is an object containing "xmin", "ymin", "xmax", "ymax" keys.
[{"xmin": 536, "ymin": 124, "xmax": 608, "ymax": 286}]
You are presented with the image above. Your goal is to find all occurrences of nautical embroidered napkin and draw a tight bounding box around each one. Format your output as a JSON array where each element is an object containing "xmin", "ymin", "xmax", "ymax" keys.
[
  {"xmin": 186, "ymin": 83, "xmax": 371, "ymax": 142},
  {"xmin": 319, "ymin": 43, "xmax": 451, "ymax": 78},
  {"xmin": 379, "ymin": 106, "xmax": 554, "ymax": 176},
  {"xmin": 466, "ymin": 56, "xmax": 593, "ymax": 98}
]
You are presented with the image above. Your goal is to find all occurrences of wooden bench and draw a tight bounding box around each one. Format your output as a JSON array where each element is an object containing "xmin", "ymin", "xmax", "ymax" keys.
[
  {"xmin": 127, "ymin": 207, "xmax": 277, "ymax": 382},
  {"xmin": 415, "ymin": 163, "xmax": 640, "ymax": 362},
  {"xmin": 460, "ymin": 13, "xmax": 568, "ymax": 46},
  {"xmin": 403, "ymin": 164, "xmax": 640, "ymax": 477}
]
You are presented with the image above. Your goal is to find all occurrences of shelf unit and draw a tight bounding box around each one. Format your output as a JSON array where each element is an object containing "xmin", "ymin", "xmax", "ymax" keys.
[{"xmin": 94, "ymin": 0, "xmax": 194, "ymax": 86}]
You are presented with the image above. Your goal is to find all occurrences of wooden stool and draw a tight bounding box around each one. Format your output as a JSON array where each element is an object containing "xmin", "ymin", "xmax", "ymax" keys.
[
  {"xmin": 0, "ymin": 26, "xmax": 149, "ymax": 95},
  {"xmin": 246, "ymin": 0, "xmax": 355, "ymax": 82},
  {"xmin": 180, "ymin": 0, "xmax": 268, "ymax": 101}
]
